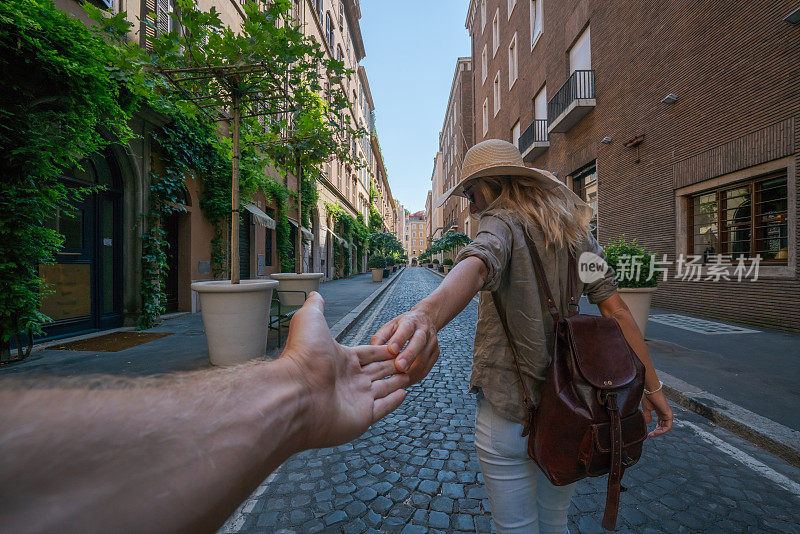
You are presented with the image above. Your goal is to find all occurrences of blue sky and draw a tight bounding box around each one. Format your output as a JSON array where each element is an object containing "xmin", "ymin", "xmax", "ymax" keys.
[{"xmin": 360, "ymin": 0, "xmax": 471, "ymax": 214}]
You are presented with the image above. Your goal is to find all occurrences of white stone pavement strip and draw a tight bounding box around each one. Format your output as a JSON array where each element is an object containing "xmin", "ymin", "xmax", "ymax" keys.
[
  {"xmin": 674, "ymin": 420, "xmax": 800, "ymax": 499},
  {"xmin": 220, "ymin": 267, "xmax": 800, "ymax": 534},
  {"xmin": 659, "ymin": 369, "xmax": 800, "ymax": 467}
]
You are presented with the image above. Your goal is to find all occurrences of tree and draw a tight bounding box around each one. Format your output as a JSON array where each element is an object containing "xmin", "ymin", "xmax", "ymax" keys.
[{"xmin": 144, "ymin": 0, "xmax": 362, "ymax": 279}]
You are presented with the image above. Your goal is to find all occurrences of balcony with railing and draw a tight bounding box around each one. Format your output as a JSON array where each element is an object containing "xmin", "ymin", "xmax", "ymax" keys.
[
  {"xmin": 547, "ymin": 70, "xmax": 595, "ymax": 134},
  {"xmin": 518, "ymin": 119, "xmax": 549, "ymax": 162}
]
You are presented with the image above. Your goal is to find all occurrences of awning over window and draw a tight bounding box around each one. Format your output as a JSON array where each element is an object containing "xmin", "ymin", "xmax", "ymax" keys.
[
  {"xmin": 243, "ymin": 203, "xmax": 276, "ymax": 230},
  {"xmin": 288, "ymin": 217, "xmax": 313, "ymax": 240}
]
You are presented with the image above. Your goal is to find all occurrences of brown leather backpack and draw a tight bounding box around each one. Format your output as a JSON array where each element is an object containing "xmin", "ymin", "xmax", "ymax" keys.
[{"xmin": 491, "ymin": 234, "xmax": 647, "ymax": 531}]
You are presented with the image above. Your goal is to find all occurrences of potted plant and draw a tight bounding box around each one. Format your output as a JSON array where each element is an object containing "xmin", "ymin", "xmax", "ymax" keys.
[
  {"xmin": 443, "ymin": 257, "xmax": 454, "ymax": 274},
  {"xmin": 603, "ymin": 236, "xmax": 658, "ymax": 337},
  {"xmin": 269, "ymin": 272, "xmax": 324, "ymax": 307},
  {"xmin": 386, "ymin": 256, "xmax": 396, "ymax": 274},
  {"xmin": 369, "ymin": 253, "xmax": 386, "ymax": 282},
  {"xmin": 432, "ymin": 258, "xmax": 440, "ymax": 269}
]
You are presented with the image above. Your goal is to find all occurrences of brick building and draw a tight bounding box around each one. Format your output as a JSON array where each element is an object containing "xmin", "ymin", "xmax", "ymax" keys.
[
  {"xmin": 466, "ymin": 0, "xmax": 800, "ymax": 331},
  {"xmin": 440, "ymin": 58, "xmax": 477, "ymax": 241}
]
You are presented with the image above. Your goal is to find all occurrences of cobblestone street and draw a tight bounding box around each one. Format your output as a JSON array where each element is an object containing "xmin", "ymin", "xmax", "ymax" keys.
[{"xmin": 223, "ymin": 268, "xmax": 800, "ymax": 533}]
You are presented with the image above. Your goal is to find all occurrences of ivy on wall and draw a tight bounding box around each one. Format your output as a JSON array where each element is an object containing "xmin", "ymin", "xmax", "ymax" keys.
[
  {"xmin": 0, "ymin": 0, "xmax": 141, "ymax": 358},
  {"xmin": 326, "ymin": 203, "xmax": 368, "ymax": 278}
]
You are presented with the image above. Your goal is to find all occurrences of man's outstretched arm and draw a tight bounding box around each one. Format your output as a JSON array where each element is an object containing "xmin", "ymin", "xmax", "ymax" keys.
[{"xmin": 0, "ymin": 292, "xmax": 408, "ymax": 534}]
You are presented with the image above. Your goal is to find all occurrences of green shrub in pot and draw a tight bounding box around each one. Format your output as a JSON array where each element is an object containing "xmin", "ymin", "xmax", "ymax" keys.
[
  {"xmin": 368, "ymin": 253, "xmax": 386, "ymax": 269},
  {"xmin": 602, "ymin": 235, "xmax": 658, "ymax": 337},
  {"xmin": 432, "ymin": 259, "xmax": 440, "ymax": 265},
  {"xmin": 443, "ymin": 258, "xmax": 454, "ymax": 266},
  {"xmin": 602, "ymin": 236, "xmax": 658, "ymax": 288}
]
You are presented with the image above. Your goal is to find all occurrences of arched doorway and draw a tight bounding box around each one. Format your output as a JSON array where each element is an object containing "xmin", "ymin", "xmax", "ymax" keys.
[{"xmin": 39, "ymin": 149, "xmax": 124, "ymax": 339}]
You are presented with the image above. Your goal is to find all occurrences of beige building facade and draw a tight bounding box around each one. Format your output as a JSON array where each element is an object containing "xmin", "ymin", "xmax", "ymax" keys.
[{"xmin": 42, "ymin": 0, "xmax": 395, "ymax": 341}]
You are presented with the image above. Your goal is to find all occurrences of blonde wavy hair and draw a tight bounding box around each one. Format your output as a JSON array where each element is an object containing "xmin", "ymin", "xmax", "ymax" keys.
[{"xmin": 473, "ymin": 176, "xmax": 591, "ymax": 251}]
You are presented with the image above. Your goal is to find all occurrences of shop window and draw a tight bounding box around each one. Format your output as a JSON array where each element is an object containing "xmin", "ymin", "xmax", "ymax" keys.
[
  {"xmin": 688, "ymin": 170, "xmax": 788, "ymax": 264},
  {"xmin": 571, "ymin": 162, "xmax": 597, "ymax": 236}
]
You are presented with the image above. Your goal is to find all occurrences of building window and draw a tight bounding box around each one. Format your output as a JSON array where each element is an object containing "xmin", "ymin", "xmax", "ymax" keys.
[
  {"xmin": 511, "ymin": 120, "xmax": 521, "ymax": 148},
  {"xmin": 571, "ymin": 162, "xmax": 598, "ymax": 236},
  {"xmin": 481, "ymin": 0, "xmax": 486, "ymax": 32},
  {"xmin": 508, "ymin": 33, "xmax": 518, "ymax": 88},
  {"xmin": 493, "ymin": 72, "xmax": 501, "ymax": 116},
  {"xmin": 325, "ymin": 12, "xmax": 334, "ymax": 49},
  {"xmin": 688, "ymin": 170, "xmax": 788, "ymax": 264},
  {"xmin": 338, "ymin": 0, "xmax": 344, "ymax": 27},
  {"xmin": 507, "ymin": 0, "xmax": 516, "ymax": 19},
  {"xmin": 533, "ymin": 85, "xmax": 547, "ymax": 119},
  {"xmin": 492, "ymin": 9, "xmax": 499, "ymax": 56},
  {"xmin": 481, "ymin": 45, "xmax": 487, "ymax": 83},
  {"xmin": 482, "ymin": 98, "xmax": 489, "ymax": 136},
  {"xmin": 530, "ymin": 0, "xmax": 543, "ymax": 49},
  {"xmin": 569, "ymin": 25, "xmax": 591, "ymax": 73}
]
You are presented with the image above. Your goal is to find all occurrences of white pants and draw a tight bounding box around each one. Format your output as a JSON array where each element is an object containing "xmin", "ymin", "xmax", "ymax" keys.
[{"xmin": 475, "ymin": 391, "xmax": 576, "ymax": 534}]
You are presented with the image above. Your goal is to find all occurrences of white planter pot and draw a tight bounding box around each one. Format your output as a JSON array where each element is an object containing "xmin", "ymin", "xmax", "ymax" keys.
[
  {"xmin": 269, "ymin": 272, "xmax": 323, "ymax": 307},
  {"xmin": 617, "ymin": 287, "xmax": 657, "ymax": 338},
  {"xmin": 371, "ymin": 268, "xmax": 384, "ymax": 282},
  {"xmin": 191, "ymin": 279, "xmax": 277, "ymax": 366}
]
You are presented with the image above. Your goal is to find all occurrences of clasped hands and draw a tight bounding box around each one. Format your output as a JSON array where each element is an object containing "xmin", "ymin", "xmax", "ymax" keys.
[{"xmin": 279, "ymin": 295, "xmax": 440, "ymax": 450}]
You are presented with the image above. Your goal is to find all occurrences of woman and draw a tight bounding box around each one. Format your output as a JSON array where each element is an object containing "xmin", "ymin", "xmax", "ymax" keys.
[{"xmin": 371, "ymin": 140, "xmax": 673, "ymax": 533}]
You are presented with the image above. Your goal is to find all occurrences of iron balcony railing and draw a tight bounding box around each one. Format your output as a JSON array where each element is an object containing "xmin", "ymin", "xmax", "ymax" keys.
[
  {"xmin": 547, "ymin": 70, "xmax": 595, "ymax": 124},
  {"xmin": 518, "ymin": 119, "xmax": 548, "ymax": 154}
]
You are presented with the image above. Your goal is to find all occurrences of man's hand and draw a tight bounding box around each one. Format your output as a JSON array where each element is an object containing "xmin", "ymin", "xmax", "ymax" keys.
[
  {"xmin": 370, "ymin": 307, "xmax": 440, "ymax": 385},
  {"xmin": 279, "ymin": 292, "xmax": 409, "ymax": 450},
  {"xmin": 642, "ymin": 390, "xmax": 673, "ymax": 438}
]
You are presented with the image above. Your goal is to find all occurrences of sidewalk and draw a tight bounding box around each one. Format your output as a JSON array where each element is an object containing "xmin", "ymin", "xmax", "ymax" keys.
[
  {"xmin": 0, "ymin": 271, "xmax": 402, "ymax": 379},
  {"xmin": 580, "ymin": 298, "xmax": 800, "ymax": 431}
]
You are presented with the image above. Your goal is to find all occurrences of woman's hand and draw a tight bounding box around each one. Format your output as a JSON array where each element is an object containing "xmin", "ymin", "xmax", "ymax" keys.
[
  {"xmin": 370, "ymin": 307, "xmax": 440, "ymax": 385},
  {"xmin": 642, "ymin": 389, "xmax": 673, "ymax": 438}
]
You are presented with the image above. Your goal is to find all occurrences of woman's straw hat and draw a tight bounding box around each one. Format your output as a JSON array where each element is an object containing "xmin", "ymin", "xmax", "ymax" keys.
[{"xmin": 439, "ymin": 139, "xmax": 593, "ymax": 221}]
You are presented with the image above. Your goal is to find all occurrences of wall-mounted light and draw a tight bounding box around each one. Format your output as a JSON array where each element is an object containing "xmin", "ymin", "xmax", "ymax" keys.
[
  {"xmin": 661, "ymin": 93, "xmax": 678, "ymax": 104},
  {"xmin": 601, "ymin": 136, "xmax": 613, "ymax": 144},
  {"xmin": 785, "ymin": 6, "xmax": 800, "ymax": 24}
]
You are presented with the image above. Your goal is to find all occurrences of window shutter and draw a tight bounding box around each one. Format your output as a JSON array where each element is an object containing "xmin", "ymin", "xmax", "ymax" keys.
[{"xmin": 156, "ymin": 0, "xmax": 170, "ymax": 36}]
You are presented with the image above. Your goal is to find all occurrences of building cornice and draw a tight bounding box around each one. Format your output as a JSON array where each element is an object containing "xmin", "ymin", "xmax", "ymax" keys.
[
  {"xmin": 441, "ymin": 57, "xmax": 472, "ymax": 140},
  {"xmin": 358, "ymin": 66, "xmax": 375, "ymax": 110},
  {"xmin": 465, "ymin": 0, "xmax": 478, "ymax": 30},
  {"xmin": 343, "ymin": 0, "xmax": 366, "ymax": 62}
]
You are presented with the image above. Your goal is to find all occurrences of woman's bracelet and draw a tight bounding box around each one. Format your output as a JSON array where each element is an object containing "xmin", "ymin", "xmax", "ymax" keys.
[{"xmin": 644, "ymin": 380, "xmax": 663, "ymax": 396}]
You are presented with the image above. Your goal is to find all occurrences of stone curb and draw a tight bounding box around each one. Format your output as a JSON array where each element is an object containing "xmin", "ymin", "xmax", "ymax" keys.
[
  {"xmin": 329, "ymin": 268, "xmax": 406, "ymax": 342},
  {"xmin": 658, "ymin": 369, "xmax": 800, "ymax": 467}
]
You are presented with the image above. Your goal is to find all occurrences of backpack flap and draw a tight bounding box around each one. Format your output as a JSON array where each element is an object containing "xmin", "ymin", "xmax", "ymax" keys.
[{"xmin": 564, "ymin": 315, "xmax": 636, "ymax": 390}]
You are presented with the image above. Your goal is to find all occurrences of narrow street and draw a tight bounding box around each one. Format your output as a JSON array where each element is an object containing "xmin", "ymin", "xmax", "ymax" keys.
[{"xmin": 224, "ymin": 268, "xmax": 800, "ymax": 533}]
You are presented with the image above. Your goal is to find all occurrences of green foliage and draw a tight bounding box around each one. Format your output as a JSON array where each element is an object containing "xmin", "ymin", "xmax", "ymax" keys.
[
  {"xmin": 386, "ymin": 256, "xmax": 396, "ymax": 267},
  {"xmin": 429, "ymin": 232, "xmax": 472, "ymax": 254},
  {"xmin": 0, "ymin": 0, "xmax": 143, "ymax": 352},
  {"xmin": 603, "ymin": 236, "xmax": 658, "ymax": 289},
  {"xmin": 443, "ymin": 258, "xmax": 454, "ymax": 266},
  {"xmin": 144, "ymin": 0, "xmax": 364, "ymax": 278},
  {"xmin": 368, "ymin": 206, "xmax": 383, "ymax": 233},
  {"xmin": 368, "ymin": 253, "xmax": 386, "ymax": 269},
  {"xmin": 326, "ymin": 203, "xmax": 369, "ymax": 275},
  {"xmin": 368, "ymin": 232, "xmax": 403, "ymax": 257},
  {"xmin": 433, "ymin": 259, "xmax": 440, "ymax": 264}
]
